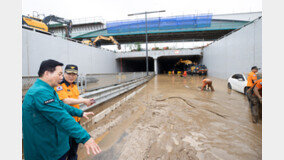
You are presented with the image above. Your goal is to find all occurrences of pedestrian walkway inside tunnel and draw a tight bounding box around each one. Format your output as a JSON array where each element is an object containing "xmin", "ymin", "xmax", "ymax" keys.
[{"xmin": 77, "ymin": 75, "xmax": 262, "ymax": 160}]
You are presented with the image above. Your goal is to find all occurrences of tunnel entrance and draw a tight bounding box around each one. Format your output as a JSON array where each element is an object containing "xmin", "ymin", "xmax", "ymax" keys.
[
  {"xmin": 157, "ymin": 55, "xmax": 202, "ymax": 74},
  {"xmin": 118, "ymin": 57, "xmax": 154, "ymax": 72}
]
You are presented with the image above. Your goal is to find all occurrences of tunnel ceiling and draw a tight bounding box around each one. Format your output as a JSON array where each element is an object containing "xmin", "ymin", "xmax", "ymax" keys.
[
  {"xmin": 75, "ymin": 29, "xmax": 233, "ymax": 44},
  {"xmin": 110, "ymin": 30, "xmax": 233, "ymax": 44}
]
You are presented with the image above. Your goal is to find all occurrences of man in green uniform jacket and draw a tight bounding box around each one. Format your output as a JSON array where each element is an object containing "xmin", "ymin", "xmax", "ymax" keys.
[{"xmin": 22, "ymin": 59, "xmax": 101, "ymax": 160}]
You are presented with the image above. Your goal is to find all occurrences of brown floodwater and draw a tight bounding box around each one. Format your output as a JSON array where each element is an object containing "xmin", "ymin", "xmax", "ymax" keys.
[{"xmin": 78, "ymin": 75, "xmax": 262, "ymax": 160}]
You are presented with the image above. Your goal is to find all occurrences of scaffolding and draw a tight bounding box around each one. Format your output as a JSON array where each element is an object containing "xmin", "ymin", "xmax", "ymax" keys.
[{"xmin": 106, "ymin": 14, "xmax": 213, "ymax": 33}]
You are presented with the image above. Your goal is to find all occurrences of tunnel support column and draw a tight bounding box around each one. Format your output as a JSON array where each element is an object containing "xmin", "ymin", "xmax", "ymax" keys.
[{"xmin": 154, "ymin": 58, "xmax": 158, "ymax": 75}]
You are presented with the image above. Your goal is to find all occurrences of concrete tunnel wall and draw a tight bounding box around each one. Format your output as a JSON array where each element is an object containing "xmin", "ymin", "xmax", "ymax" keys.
[
  {"xmin": 22, "ymin": 29, "xmax": 119, "ymax": 76},
  {"xmin": 117, "ymin": 49, "xmax": 203, "ymax": 74},
  {"xmin": 202, "ymin": 17, "xmax": 262, "ymax": 79}
]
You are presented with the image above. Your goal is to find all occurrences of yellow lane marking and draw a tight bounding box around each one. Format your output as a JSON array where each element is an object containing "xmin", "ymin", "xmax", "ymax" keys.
[{"xmin": 95, "ymin": 131, "xmax": 110, "ymax": 144}]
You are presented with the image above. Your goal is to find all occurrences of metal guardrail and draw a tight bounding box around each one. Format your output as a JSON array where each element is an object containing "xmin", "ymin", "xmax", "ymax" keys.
[
  {"xmin": 84, "ymin": 72, "xmax": 149, "ymax": 92},
  {"xmin": 22, "ymin": 75, "xmax": 87, "ymax": 98},
  {"xmin": 79, "ymin": 73, "xmax": 154, "ymax": 111},
  {"xmin": 71, "ymin": 16, "xmax": 106, "ymax": 25},
  {"xmin": 22, "ymin": 72, "xmax": 153, "ymax": 97},
  {"xmin": 22, "ymin": 72, "xmax": 154, "ymax": 111}
]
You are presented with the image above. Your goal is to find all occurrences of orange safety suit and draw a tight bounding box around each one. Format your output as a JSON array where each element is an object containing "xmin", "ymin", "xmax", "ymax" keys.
[
  {"xmin": 247, "ymin": 71, "xmax": 257, "ymax": 87},
  {"xmin": 55, "ymin": 79, "xmax": 81, "ymax": 122}
]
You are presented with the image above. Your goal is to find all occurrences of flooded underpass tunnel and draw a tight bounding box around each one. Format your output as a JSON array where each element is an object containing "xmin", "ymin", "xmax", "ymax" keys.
[
  {"xmin": 78, "ymin": 75, "xmax": 261, "ymax": 160},
  {"xmin": 157, "ymin": 55, "xmax": 202, "ymax": 74},
  {"xmin": 119, "ymin": 57, "xmax": 154, "ymax": 72},
  {"xmin": 119, "ymin": 55, "xmax": 202, "ymax": 74}
]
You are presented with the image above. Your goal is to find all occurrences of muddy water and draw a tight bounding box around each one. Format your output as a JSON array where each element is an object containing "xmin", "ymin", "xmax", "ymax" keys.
[{"xmin": 78, "ymin": 75, "xmax": 262, "ymax": 160}]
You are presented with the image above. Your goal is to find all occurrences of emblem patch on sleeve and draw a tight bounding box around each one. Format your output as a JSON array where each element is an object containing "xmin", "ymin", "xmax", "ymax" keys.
[
  {"xmin": 44, "ymin": 99, "xmax": 55, "ymax": 104},
  {"xmin": 57, "ymin": 86, "xmax": 63, "ymax": 91}
]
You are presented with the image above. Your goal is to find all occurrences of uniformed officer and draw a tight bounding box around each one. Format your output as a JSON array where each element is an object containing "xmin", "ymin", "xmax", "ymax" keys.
[
  {"xmin": 55, "ymin": 64, "xmax": 95, "ymax": 160},
  {"xmin": 247, "ymin": 66, "xmax": 259, "ymax": 87},
  {"xmin": 22, "ymin": 59, "xmax": 101, "ymax": 160},
  {"xmin": 247, "ymin": 79, "xmax": 262, "ymax": 123},
  {"xmin": 201, "ymin": 78, "xmax": 215, "ymax": 91}
]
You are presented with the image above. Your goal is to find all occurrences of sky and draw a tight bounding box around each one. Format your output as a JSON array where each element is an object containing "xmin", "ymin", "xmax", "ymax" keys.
[
  {"xmin": 22, "ymin": 0, "xmax": 262, "ymax": 22},
  {"xmin": 22, "ymin": 0, "xmax": 262, "ymax": 52}
]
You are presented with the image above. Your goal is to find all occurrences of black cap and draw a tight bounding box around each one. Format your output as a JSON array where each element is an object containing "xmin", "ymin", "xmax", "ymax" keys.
[
  {"xmin": 65, "ymin": 64, "xmax": 78, "ymax": 74},
  {"xmin": 251, "ymin": 66, "xmax": 260, "ymax": 70}
]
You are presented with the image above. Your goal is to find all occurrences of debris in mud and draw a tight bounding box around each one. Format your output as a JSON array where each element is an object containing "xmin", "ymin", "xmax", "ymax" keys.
[
  {"xmin": 79, "ymin": 75, "xmax": 261, "ymax": 160},
  {"xmin": 205, "ymin": 109, "xmax": 227, "ymax": 118},
  {"xmin": 155, "ymin": 96, "xmax": 196, "ymax": 108},
  {"xmin": 155, "ymin": 96, "xmax": 227, "ymax": 118}
]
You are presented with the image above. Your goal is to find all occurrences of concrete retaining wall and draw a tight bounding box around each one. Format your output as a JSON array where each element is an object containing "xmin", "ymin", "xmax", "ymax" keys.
[
  {"xmin": 22, "ymin": 29, "xmax": 119, "ymax": 76},
  {"xmin": 202, "ymin": 17, "xmax": 262, "ymax": 79}
]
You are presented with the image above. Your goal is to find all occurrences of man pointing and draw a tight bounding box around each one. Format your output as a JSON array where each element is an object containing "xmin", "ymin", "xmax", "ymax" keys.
[{"xmin": 22, "ymin": 59, "xmax": 101, "ymax": 160}]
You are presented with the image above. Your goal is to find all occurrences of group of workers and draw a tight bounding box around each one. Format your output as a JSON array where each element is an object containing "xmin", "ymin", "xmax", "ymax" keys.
[
  {"xmin": 169, "ymin": 62, "xmax": 207, "ymax": 76},
  {"xmin": 199, "ymin": 65, "xmax": 262, "ymax": 123},
  {"xmin": 22, "ymin": 59, "xmax": 101, "ymax": 160}
]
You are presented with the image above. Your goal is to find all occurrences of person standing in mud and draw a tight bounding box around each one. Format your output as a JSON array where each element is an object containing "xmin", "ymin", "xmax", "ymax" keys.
[
  {"xmin": 201, "ymin": 77, "xmax": 215, "ymax": 91},
  {"xmin": 247, "ymin": 66, "xmax": 259, "ymax": 87},
  {"xmin": 55, "ymin": 64, "xmax": 96, "ymax": 160},
  {"xmin": 247, "ymin": 79, "xmax": 262, "ymax": 123}
]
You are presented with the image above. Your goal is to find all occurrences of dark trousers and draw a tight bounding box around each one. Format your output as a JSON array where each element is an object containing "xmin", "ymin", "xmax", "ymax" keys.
[
  {"xmin": 67, "ymin": 121, "xmax": 80, "ymax": 160},
  {"xmin": 247, "ymin": 93, "xmax": 262, "ymax": 123}
]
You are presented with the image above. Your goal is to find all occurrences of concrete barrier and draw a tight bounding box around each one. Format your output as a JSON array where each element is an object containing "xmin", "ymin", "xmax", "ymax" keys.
[{"xmin": 202, "ymin": 17, "xmax": 262, "ymax": 79}]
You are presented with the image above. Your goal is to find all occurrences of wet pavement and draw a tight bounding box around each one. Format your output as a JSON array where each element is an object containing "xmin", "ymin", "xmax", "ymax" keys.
[{"xmin": 78, "ymin": 75, "xmax": 262, "ymax": 160}]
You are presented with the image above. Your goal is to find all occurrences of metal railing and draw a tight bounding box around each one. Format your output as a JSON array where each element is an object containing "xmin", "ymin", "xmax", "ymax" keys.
[
  {"xmin": 80, "ymin": 73, "xmax": 154, "ymax": 111},
  {"xmin": 22, "ymin": 72, "xmax": 153, "ymax": 97},
  {"xmin": 71, "ymin": 17, "xmax": 106, "ymax": 25},
  {"xmin": 22, "ymin": 76, "xmax": 38, "ymax": 98},
  {"xmin": 84, "ymin": 72, "xmax": 149, "ymax": 92}
]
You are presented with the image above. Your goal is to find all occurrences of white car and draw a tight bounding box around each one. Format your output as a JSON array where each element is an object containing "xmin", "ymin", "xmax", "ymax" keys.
[
  {"xmin": 227, "ymin": 73, "xmax": 249, "ymax": 94},
  {"xmin": 227, "ymin": 73, "xmax": 262, "ymax": 95}
]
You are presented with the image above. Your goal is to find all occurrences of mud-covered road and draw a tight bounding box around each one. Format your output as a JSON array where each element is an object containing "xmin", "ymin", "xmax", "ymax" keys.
[{"xmin": 78, "ymin": 75, "xmax": 262, "ymax": 160}]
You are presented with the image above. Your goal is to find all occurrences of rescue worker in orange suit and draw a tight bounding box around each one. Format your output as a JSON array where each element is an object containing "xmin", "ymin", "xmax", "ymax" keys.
[
  {"xmin": 247, "ymin": 66, "xmax": 259, "ymax": 87},
  {"xmin": 247, "ymin": 79, "xmax": 262, "ymax": 123},
  {"xmin": 55, "ymin": 64, "xmax": 95, "ymax": 160},
  {"xmin": 201, "ymin": 77, "xmax": 215, "ymax": 91},
  {"xmin": 182, "ymin": 71, "xmax": 187, "ymax": 77}
]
